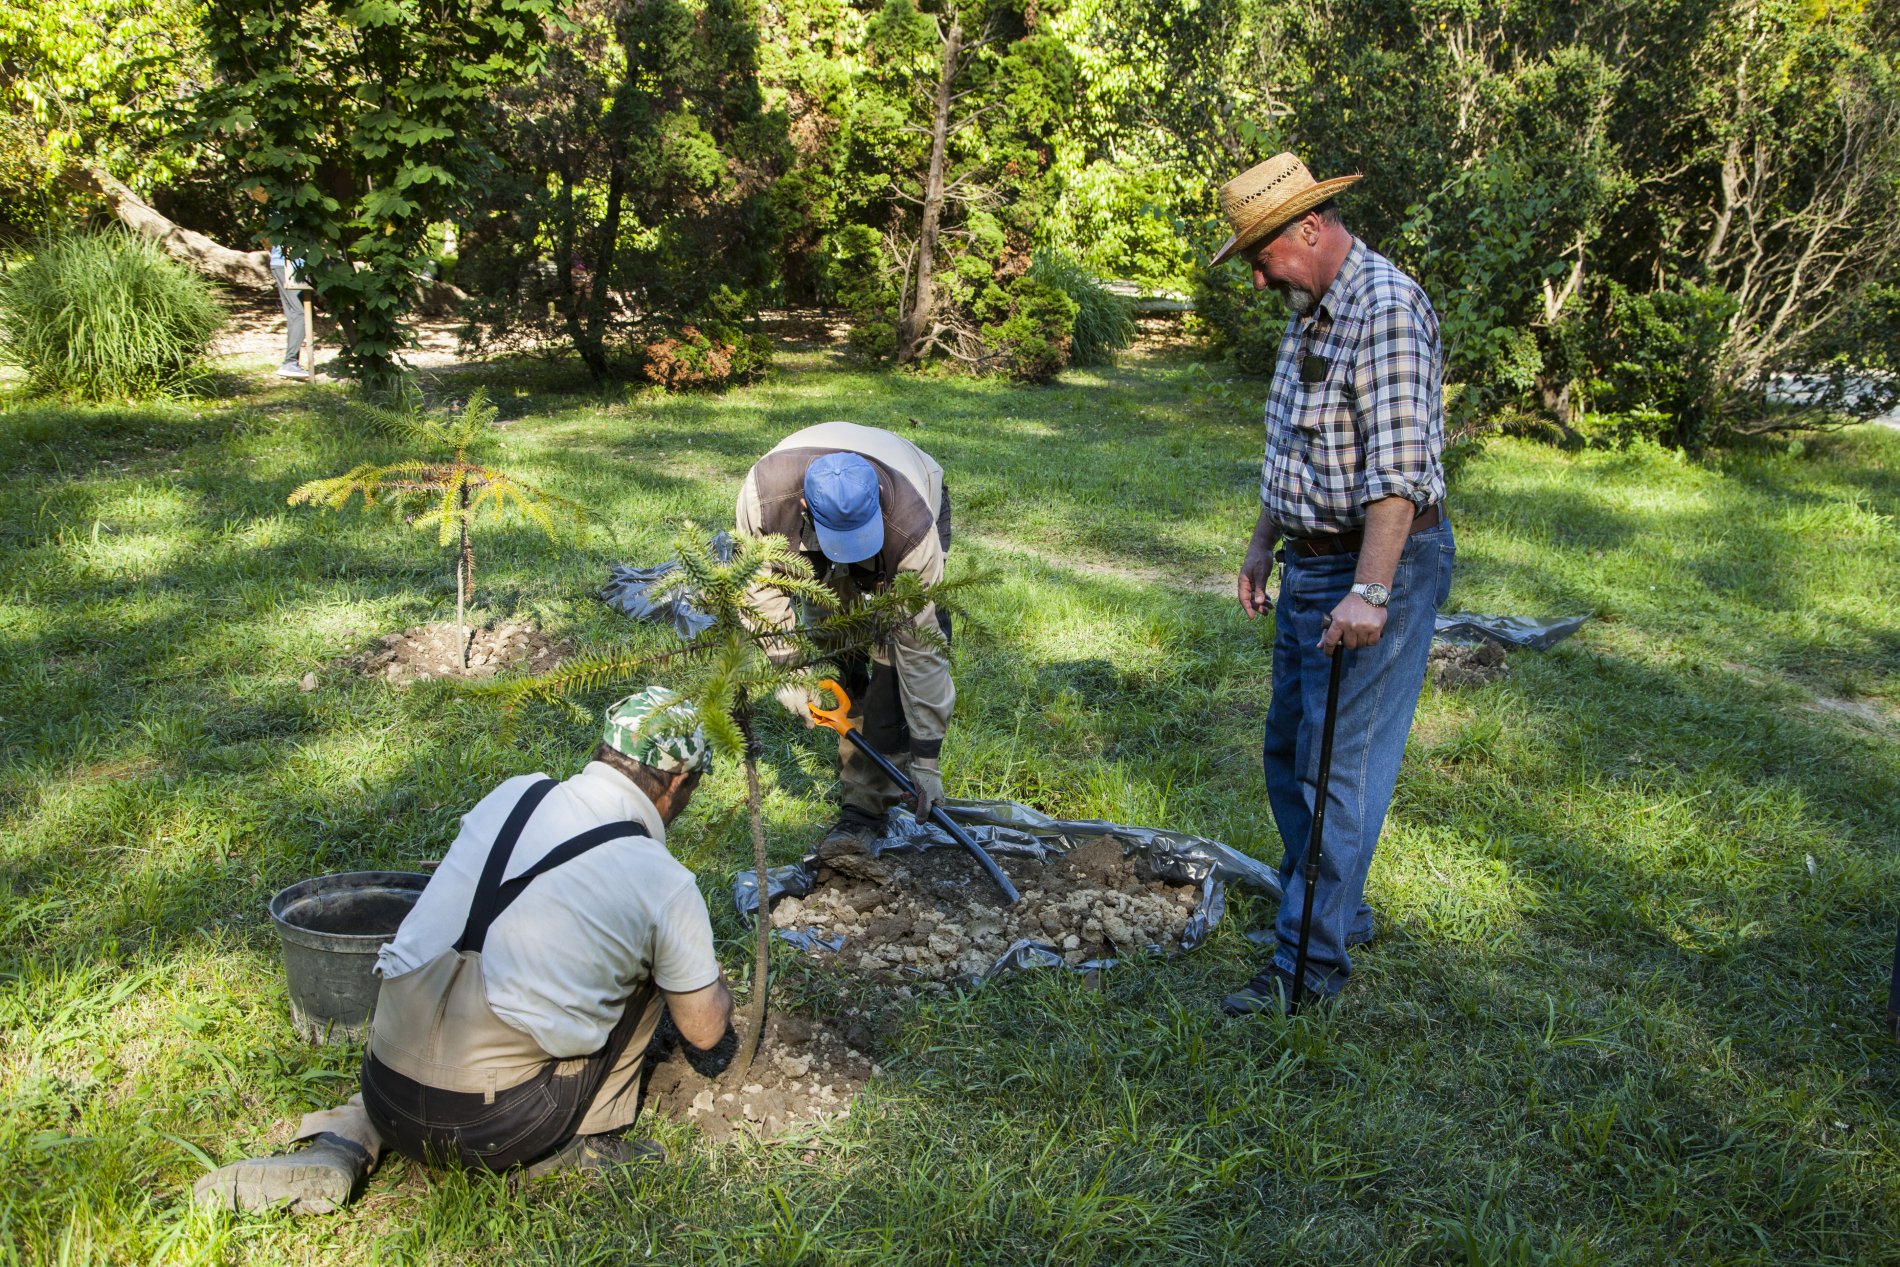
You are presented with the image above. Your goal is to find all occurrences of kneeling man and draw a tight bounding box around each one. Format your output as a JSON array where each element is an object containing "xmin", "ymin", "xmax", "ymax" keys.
[{"xmin": 196, "ymin": 687, "xmax": 734, "ymax": 1213}]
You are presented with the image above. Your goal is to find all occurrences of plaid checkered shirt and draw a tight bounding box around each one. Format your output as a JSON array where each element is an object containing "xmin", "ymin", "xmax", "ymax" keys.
[{"xmin": 1259, "ymin": 238, "xmax": 1446, "ymax": 537}]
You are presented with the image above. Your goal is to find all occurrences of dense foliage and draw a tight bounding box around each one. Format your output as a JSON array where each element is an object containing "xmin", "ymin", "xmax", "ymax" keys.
[
  {"xmin": 455, "ymin": 0, "xmax": 787, "ymax": 383},
  {"xmin": 193, "ymin": 0, "xmax": 561, "ymax": 384},
  {"xmin": 7, "ymin": 0, "xmax": 1896, "ymax": 430},
  {"xmin": 1165, "ymin": 0, "xmax": 1900, "ymax": 441},
  {"xmin": 0, "ymin": 0, "xmax": 206, "ymax": 235},
  {"xmin": 0, "ymin": 230, "xmax": 225, "ymax": 399}
]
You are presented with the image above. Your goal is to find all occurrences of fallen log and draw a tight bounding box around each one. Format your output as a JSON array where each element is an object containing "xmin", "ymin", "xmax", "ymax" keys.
[
  {"xmin": 63, "ymin": 165, "xmax": 272, "ymax": 288},
  {"xmin": 60, "ymin": 166, "xmax": 471, "ymax": 315}
]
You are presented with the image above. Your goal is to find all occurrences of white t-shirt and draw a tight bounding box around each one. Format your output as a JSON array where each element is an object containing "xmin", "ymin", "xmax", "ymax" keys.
[{"xmin": 376, "ymin": 762, "xmax": 720, "ymax": 1058}]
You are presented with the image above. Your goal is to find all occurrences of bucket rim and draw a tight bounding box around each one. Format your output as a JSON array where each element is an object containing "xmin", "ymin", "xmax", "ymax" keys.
[{"xmin": 268, "ymin": 870, "xmax": 430, "ymax": 953}]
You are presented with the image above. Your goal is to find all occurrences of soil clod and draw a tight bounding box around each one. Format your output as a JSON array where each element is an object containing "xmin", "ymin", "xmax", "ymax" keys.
[
  {"xmin": 1429, "ymin": 640, "xmax": 1509, "ymax": 688},
  {"xmin": 641, "ymin": 1012, "xmax": 871, "ymax": 1142},
  {"xmin": 337, "ymin": 619, "xmax": 566, "ymax": 686},
  {"xmin": 773, "ymin": 835, "xmax": 1198, "ymax": 982}
]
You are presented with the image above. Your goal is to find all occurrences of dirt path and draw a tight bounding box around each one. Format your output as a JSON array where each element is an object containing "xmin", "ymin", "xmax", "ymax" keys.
[{"xmin": 209, "ymin": 294, "xmax": 472, "ymax": 373}]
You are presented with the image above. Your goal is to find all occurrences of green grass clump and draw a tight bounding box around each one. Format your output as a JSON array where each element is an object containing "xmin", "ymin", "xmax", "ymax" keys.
[
  {"xmin": 1030, "ymin": 249, "xmax": 1135, "ymax": 366},
  {"xmin": 0, "ymin": 230, "xmax": 226, "ymax": 401}
]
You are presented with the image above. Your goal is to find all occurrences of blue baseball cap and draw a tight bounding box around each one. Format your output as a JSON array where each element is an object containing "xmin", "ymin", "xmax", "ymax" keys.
[{"xmin": 803, "ymin": 452, "xmax": 884, "ymax": 563}]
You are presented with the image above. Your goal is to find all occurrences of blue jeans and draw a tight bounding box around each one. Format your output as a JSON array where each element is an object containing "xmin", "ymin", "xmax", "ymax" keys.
[{"xmin": 1262, "ymin": 520, "xmax": 1454, "ymax": 995}]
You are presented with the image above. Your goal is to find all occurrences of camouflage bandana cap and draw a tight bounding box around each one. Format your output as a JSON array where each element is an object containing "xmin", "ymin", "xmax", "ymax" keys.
[{"xmin": 602, "ymin": 686, "xmax": 713, "ymax": 774}]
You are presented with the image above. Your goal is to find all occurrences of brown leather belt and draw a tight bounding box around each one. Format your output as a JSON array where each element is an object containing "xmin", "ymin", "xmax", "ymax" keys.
[{"xmin": 1284, "ymin": 502, "xmax": 1442, "ymax": 558}]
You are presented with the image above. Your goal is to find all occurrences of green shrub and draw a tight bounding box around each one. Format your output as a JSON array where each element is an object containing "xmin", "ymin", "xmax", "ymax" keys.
[
  {"xmin": 1190, "ymin": 260, "xmax": 1285, "ymax": 376},
  {"xmin": 975, "ymin": 276, "xmax": 1078, "ymax": 383},
  {"xmin": 0, "ymin": 230, "xmax": 225, "ymax": 400},
  {"xmin": 819, "ymin": 226, "xmax": 903, "ymax": 365},
  {"xmin": 1572, "ymin": 282, "xmax": 1738, "ymax": 449},
  {"xmin": 1027, "ymin": 249, "xmax": 1133, "ymax": 366}
]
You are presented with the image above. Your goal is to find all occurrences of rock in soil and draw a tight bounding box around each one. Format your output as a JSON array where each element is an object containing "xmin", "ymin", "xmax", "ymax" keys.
[
  {"xmin": 1429, "ymin": 640, "xmax": 1509, "ymax": 688},
  {"xmin": 772, "ymin": 835, "xmax": 1199, "ymax": 983},
  {"xmin": 334, "ymin": 619, "xmax": 567, "ymax": 686},
  {"xmin": 640, "ymin": 1011, "xmax": 873, "ymax": 1142}
]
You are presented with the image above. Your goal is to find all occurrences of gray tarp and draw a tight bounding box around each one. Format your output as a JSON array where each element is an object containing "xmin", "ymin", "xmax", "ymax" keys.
[
  {"xmin": 733, "ymin": 798, "xmax": 1285, "ymax": 980},
  {"xmin": 599, "ymin": 530, "xmax": 735, "ymax": 639},
  {"xmin": 1434, "ymin": 612, "xmax": 1589, "ymax": 650}
]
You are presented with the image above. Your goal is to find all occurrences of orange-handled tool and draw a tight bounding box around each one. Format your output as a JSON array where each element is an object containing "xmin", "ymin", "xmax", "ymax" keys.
[{"xmin": 810, "ymin": 678, "xmax": 1019, "ymax": 904}]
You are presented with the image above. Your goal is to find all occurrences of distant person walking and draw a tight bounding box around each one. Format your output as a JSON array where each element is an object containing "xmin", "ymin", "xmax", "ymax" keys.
[
  {"xmin": 246, "ymin": 186, "xmax": 311, "ymax": 379},
  {"xmin": 1213, "ymin": 154, "xmax": 1455, "ymax": 1014}
]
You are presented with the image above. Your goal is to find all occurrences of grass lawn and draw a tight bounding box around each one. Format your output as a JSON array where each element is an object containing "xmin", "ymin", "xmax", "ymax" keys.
[{"xmin": 2, "ymin": 343, "xmax": 1898, "ymax": 1264}]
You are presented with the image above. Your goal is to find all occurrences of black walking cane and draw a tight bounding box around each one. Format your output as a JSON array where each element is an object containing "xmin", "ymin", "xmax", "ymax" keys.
[
  {"xmin": 1290, "ymin": 645, "xmax": 1348, "ymax": 1010},
  {"xmin": 809, "ymin": 678, "xmax": 1021, "ymax": 904}
]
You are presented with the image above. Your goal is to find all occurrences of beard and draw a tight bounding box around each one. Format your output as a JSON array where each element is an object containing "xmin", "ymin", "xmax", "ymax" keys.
[{"xmin": 1281, "ymin": 285, "xmax": 1319, "ymax": 315}]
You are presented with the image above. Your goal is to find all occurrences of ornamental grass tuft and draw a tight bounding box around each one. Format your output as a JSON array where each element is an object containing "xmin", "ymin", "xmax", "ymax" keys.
[
  {"xmin": 1029, "ymin": 249, "xmax": 1135, "ymax": 367},
  {"xmin": 0, "ymin": 230, "xmax": 226, "ymax": 401}
]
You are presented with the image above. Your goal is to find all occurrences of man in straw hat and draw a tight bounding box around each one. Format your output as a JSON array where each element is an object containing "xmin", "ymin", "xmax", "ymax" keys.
[
  {"xmin": 1212, "ymin": 154, "xmax": 1456, "ymax": 1015},
  {"xmin": 195, "ymin": 687, "xmax": 735, "ymax": 1213}
]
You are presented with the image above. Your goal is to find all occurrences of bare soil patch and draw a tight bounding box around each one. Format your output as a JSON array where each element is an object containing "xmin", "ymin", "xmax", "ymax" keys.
[
  {"xmin": 334, "ymin": 619, "xmax": 566, "ymax": 686},
  {"xmin": 772, "ymin": 835, "xmax": 1199, "ymax": 983},
  {"xmin": 1430, "ymin": 640, "xmax": 1510, "ymax": 688},
  {"xmin": 641, "ymin": 1011, "xmax": 875, "ymax": 1142}
]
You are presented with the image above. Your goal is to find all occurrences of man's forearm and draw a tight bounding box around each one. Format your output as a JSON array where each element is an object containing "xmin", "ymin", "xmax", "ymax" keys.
[
  {"xmin": 1353, "ymin": 497, "xmax": 1415, "ymax": 589},
  {"xmin": 1249, "ymin": 503, "xmax": 1280, "ymax": 558}
]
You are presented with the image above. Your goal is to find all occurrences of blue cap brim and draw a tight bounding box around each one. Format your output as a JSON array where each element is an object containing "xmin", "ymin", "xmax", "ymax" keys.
[{"xmin": 812, "ymin": 515, "xmax": 883, "ymax": 564}]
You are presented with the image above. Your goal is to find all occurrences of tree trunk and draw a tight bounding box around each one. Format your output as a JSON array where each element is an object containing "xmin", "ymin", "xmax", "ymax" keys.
[
  {"xmin": 66, "ymin": 167, "xmax": 273, "ymax": 288},
  {"xmin": 60, "ymin": 165, "xmax": 469, "ymax": 313},
  {"xmin": 733, "ymin": 705, "xmax": 771, "ymax": 1079},
  {"xmin": 457, "ymin": 483, "xmax": 473, "ymax": 667},
  {"xmin": 897, "ymin": 18, "xmax": 962, "ymax": 363},
  {"xmin": 585, "ymin": 163, "xmax": 629, "ymax": 380}
]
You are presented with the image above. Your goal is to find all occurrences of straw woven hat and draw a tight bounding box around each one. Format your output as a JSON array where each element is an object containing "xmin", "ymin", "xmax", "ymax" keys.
[{"xmin": 1210, "ymin": 153, "xmax": 1363, "ymax": 266}]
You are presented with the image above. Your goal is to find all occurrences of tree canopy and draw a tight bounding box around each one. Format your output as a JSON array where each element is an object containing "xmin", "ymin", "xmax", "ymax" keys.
[{"xmin": 5, "ymin": 0, "xmax": 1895, "ymax": 438}]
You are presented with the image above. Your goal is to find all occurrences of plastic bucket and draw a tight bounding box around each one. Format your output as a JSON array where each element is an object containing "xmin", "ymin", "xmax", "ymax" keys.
[{"xmin": 268, "ymin": 871, "xmax": 429, "ymax": 1044}]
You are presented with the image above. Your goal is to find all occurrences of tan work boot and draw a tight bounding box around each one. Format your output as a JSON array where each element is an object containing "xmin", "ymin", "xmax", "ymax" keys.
[{"xmin": 192, "ymin": 1133, "xmax": 371, "ymax": 1215}]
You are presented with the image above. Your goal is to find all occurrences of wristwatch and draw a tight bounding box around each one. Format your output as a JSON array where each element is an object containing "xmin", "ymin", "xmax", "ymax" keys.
[{"xmin": 1350, "ymin": 582, "xmax": 1389, "ymax": 608}]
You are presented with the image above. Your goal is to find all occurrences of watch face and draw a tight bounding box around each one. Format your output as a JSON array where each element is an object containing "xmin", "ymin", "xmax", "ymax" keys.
[{"xmin": 1363, "ymin": 583, "xmax": 1389, "ymax": 607}]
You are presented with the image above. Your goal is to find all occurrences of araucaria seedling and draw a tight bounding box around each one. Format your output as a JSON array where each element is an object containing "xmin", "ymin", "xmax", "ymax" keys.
[
  {"xmin": 503, "ymin": 522, "xmax": 975, "ymax": 1077},
  {"xmin": 288, "ymin": 390, "xmax": 581, "ymax": 666}
]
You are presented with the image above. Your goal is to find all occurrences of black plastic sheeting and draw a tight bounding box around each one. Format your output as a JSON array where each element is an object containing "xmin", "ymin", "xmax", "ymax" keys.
[
  {"xmin": 599, "ymin": 530, "xmax": 735, "ymax": 639},
  {"xmin": 735, "ymin": 798, "xmax": 1285, "ymax": 982},
  {"xmin": 1433, "ymin": 612, "xmax": 1589, "ymax": 651}
]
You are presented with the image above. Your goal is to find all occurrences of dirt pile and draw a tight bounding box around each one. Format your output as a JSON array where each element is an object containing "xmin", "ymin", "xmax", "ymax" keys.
[
  {"xmin": 641, "ymin": 1012, "xmax": 875, "ymax": 1142},
  {"xmin": 1429, "ymin": 640, "xmax": 1509, "ymax": 688},
  {"xmin": 771, "ymin": 836, "xmax": 1198, "ymax": 983},
  {"xmin": 335, "ymin": 619, "xmax": 566, "ymax": 686}
]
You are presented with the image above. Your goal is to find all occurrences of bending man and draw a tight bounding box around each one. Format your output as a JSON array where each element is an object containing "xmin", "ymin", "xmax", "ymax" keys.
[
  {"xmin": 195, "ymin": 687, "xmax": 734, "ymax": 1213},
  {"xmin": 736, "ymin": 421, "xmax": 954, "ymax": 853},
  {"xmin": 1212, "ymin": 154, "xmax": 1456, "ymax": 1014}
]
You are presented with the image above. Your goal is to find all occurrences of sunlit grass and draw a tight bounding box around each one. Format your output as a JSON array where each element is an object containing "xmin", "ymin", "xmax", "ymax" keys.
[{"xmin": 1, "ymin": 350, "xmax": 1898, "ymax": 1262}]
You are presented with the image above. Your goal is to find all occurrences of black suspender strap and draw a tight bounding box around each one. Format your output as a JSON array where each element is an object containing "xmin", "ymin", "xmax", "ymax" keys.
[
  {"xmin": 456, "ymin": 778, "xmax": 557, "ymax": 954},
  {"xmin": 490, "ymin": 820, "xmax": 650, "ymax": 918},
  {"xmin": 454, "ymin": 777, "xmax": 655, "ymax": 955}
]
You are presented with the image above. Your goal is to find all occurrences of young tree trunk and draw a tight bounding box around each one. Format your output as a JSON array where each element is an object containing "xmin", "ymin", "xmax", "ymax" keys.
[
  {"xmin": 457, "ymin": 483, "xmax": 473, "ymax": 667},
  {"xmin": 733, "ymin": 705, "xmax": 771, "ymax": 1078},
  {"xmin": 897, "ymin": 17, "xmax": 962, "ymax": 363}
]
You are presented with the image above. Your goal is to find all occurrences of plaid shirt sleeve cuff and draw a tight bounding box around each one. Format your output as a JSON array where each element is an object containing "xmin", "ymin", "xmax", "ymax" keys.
[{"xmin": 1359, "ymin": 471, "xmax": 1433, "ymax": 507}]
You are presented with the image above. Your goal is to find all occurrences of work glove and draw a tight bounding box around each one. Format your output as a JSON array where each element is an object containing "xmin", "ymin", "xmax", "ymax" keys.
[
  {"xmin": 775, "ymin": 684, "xmax": 815, "ymax": 727},
  {"xmin": 909, "ymin": 758, "xmax": 944, "ymax": 821}
]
